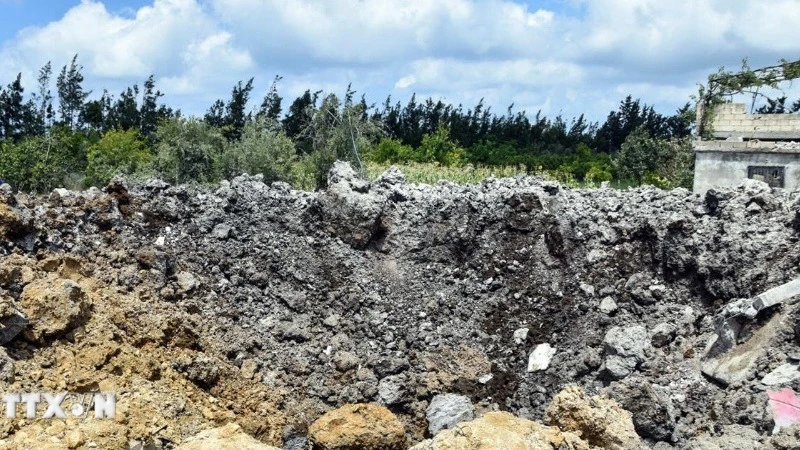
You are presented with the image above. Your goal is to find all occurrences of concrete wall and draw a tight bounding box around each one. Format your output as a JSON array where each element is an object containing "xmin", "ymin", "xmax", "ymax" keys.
[
  {"xmin": 693, "ymin": 150, "xmax": 800, "ymax": 193},
  {"xmin": 712, "ymin": 103, "xmax": 800, "ymax": 139}
]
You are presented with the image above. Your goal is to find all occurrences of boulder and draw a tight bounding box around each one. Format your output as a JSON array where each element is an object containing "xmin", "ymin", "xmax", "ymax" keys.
[{"xmin": 308, "ymin": 403, "xmax": 406, "ymax": 450}]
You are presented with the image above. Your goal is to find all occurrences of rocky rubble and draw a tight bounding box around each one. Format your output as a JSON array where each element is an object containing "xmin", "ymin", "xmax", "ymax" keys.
[{"xmin": 0, "ymin": 163, "xmax": 798, "ymax": 448}]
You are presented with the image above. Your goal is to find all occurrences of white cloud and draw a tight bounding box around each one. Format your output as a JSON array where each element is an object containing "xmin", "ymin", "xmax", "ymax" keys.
[{"xmin": 1, "ymin": 0, "xmax": 799, "ymax": 121}]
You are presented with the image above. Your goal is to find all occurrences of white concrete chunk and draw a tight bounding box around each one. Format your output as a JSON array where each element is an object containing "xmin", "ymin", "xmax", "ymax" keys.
[{"xmin": 527, "ymin": 343, "xmax": 556, "ymax": 372}]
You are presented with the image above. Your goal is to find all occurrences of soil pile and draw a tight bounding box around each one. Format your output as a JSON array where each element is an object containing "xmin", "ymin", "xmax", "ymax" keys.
[{"xmin": 0, "ymin": 162, "xmax": 799, "ymax": 448}]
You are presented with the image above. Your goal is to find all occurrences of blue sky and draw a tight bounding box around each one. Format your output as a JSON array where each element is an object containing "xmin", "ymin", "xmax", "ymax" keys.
[{"xmin": 1, "ymin": 0, "xmax": 798, "ymax": 123}]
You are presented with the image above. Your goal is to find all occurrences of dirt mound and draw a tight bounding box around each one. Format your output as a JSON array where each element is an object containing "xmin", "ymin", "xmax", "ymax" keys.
[{"xmin": 0, "ymin": 164, "xmax": 799, "ymax": 448}]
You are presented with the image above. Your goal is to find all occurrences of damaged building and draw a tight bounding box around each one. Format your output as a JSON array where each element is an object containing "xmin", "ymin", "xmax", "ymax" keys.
[{"xmin": 693, "ymin": 103, "xmax": 800, "ymax": 193}]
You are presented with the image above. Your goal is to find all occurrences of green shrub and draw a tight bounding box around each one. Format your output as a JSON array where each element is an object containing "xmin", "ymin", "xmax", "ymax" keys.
[
  {"xmin": 219, "ymin": 119, "xmax": 297, "ymax": 183},
  {"xmin": 368, "ymin": 138, "xmax": 415, "ymax": 163},
  {"xmin": 151, "ymin": 118, "xmax": 225, "ymax": 184},
  {"xmin": 417, "ymin": 127, "xmax": 465, "ymax": 166},
  {"xmin": 0, "ymin": 126, "xmax": 90, "ymax": 192},
  {"xmin": 85, "ymin": 129, "xmax": 151, "ymax": 187},
  {"xmin": 585, "ymin": 166, "xmax": 613, "ymax": 183}
]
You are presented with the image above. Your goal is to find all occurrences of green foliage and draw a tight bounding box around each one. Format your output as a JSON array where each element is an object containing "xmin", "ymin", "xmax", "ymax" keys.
[
  {"xmin": 56, "ymin": 55, "xmax": 90, "ymax": 130},
  {"xmin": 698, "ymin": 58, "xmax": 800, "ymax": 136},
  {"xmin": 585, "ymin": 166, "xmax": 613, "ymax": 184},
  {"xmin": 301, "ymin": 91, "xmax": 384, "ymax": 188},
  {"xmin": 368, "ymin": 138, "xmax": 415, "ymax": 164},
  {"xmin": 615, "ymin": 127, "xmax": 694, "ymax": 188},
  {"xmin": 85, "ymin": 129, "xmax": 151, "ymax": 187},
  {"xmin": 416, "ymin": 127, "xmax": 465, "ymax": 166},
  {"xmin": 615, "ymin": 127, "xmax": 665, "ymax": 184},
  {"xmin": 0, "ymin": 126, "xmax": 90, "ymax": 192},
  {"xmin": 151, "ymin": 118, "xmax": 225, "ymax": 184},
  {"xmin": 219, "ymin": 119, "xmax": 297, "ymax": 183}
]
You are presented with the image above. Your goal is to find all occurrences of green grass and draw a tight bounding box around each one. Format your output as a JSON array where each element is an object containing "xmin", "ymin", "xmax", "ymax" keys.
[{"xmin": 365, "ymin": 161, "xmax": 640, "ymax": 189}]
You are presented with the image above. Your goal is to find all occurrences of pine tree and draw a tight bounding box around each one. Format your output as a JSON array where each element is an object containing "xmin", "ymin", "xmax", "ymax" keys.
[
  {"xmin": 257, "ymin": 75, "xmax": 283, "ymax": 122},
  {"xmin": 56, "ymin": 55, "xmax": 90, "ymax": 130}
]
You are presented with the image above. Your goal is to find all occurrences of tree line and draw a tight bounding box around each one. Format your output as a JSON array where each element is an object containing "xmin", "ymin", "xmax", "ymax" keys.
[{"xmin": 0, "ymin": 55, "xmax": 705, "ymax": 192}]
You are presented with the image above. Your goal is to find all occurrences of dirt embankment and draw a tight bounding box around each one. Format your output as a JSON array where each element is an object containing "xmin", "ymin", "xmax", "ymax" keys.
[{"xmin": 0, "ymin": 163, "xmax": 799, "ymax": 449}]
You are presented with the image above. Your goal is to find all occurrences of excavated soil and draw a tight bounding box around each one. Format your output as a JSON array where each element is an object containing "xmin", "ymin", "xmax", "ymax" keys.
[{"xmin": 0, "ymin": 162, "xmax": 800, "ymax": 449}]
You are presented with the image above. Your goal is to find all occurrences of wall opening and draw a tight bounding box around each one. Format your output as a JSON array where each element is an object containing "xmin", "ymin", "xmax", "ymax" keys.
[{"xmin": 748, "ymin": 166, "xmax": 785, "ymax": 187}]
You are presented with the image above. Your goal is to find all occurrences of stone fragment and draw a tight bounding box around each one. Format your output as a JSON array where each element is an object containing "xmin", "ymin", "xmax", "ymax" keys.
[
  {"xmin": 0, "ymin": 299, "xmax": 28, "ymax": 345},
  {"xmin": 212, "ymin": 223, "xmax": 233, "ymax": 239},
  {"xmin": 608, "ymin": 377, "xmax": 676, "ymax": 442},
  {"xmin": 513, "ymin": 327, "xmax": 529, "ymax": 344},
  {"xmin": 426, "ymin": 394, "xmax": 475, "ymax": 436},
  {"xmin": 650, "ymin": 323, "xmax": 676, "ymax": 348},
  {"xmin": 527, "ymin": 343, "xmax": 556, "ymax": 372},
  {"xmin": 580, "ymin": 282, "xmax": 595, "ymax": 297},
  {"xmin": 599, "ymin": 297, "xmax": 618, "ymax": 315},
  {"xmin": 176, "ymin": 271, "xmax": 198, "ymax": 293},
  {"xmin": 763, "ymin": 363, "xmax": 800, "ymax": 387},
  {"xmin": 308, "ymin": 403, "xmax": 406, "ymax": 450},
  {"xmin": 332, "ymin": 351, "xmax": 359, "ymax": 372},
  {"xmin": 377, "ymin": 375, "xmax": 407, "ymax": 405},
  {"xmin": 603, "ymin": 325, "xmax": 649, "ymax": 380},
  {"xmin": 176, "ymin": 423, "xmax": 280, "ymax": 450}
]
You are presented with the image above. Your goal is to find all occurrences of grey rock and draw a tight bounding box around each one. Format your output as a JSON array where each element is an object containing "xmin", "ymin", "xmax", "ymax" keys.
[
  {"xmin": 599, "ymin": 297, "xmax": 618, "ymax": 315},
  {"xmin": 651, "ymin": 323, "xmax": 676, "ymax": 348},
  {"xmin": 513, "ymin": 328, "xmax": 529, "ymax": 345},
  {"xmin": 608, "ymin": 376, "xmax": 676, "ymax": 441},
  {"xmin": 377, "ymin": 374, "xmax": 407, "ymax": 405},
  {"xmin": 332, "ymin": 351, "xmax": 359, "ymax": 372},
  {"xmin": 527, "ymin": 343, "xmax": 556, "ymax": 372},
  {"xmin": 426, "ymin": 394, "xmax": 475, "ymax": 436},
  {"xmin": 0, "ymin": 308, "xmax": 28, "ymax": 345},
  {"xmin": 211, "ymin": 223, "xmax": 233, "ymax": 239},
  {"xmin": 322, "ymin": 314, "xmax": 341, "ymax": 328},
  {"xmin": 176, "ymin": 271, "xmax": 198, "ymax": 293},
  {"xmin": 603, "ymin": 325, "xmax": 649, "ymax": 380},
  {"xmin": 762, "ymin": 363, "xmax": 800, "ymax": 386}
]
